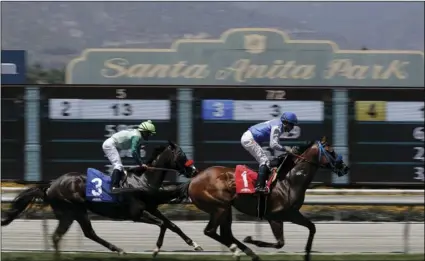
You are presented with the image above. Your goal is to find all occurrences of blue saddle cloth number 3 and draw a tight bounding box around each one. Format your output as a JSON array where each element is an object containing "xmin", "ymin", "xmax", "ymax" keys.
[{"xmin": 86, "ymin": 168, "xmax": 116, "ymax": 202}]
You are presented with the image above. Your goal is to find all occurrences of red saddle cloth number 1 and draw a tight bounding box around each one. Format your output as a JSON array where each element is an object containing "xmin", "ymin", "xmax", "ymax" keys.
[{"xmin": 235, "ymin": 165, "xmax": 257, "ymax": 194}]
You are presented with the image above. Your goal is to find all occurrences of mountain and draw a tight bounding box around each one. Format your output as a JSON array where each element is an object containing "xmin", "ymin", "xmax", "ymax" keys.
[{"xmin": 1, "ymin": 2, "xmax": 423, "ymax": 68}]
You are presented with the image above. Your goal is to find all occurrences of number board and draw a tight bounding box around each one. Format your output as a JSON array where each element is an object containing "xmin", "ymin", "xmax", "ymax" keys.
[
  {"xmin": 193, "ymin": 87, "xmax": 333, "ymax": 183},
  {"xmin": 40, "ymin": 86, "xmax": 178, "ymax": 181},
  {"xmin": 348, "ymin": 89, "xmax": 424, "ymax": 184},
  {"xmin": 1, "ymin": 86, "xmax": 25, "ymax": 180}
]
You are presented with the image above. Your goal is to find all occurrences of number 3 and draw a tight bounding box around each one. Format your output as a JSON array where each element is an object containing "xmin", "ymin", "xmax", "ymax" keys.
[
  {"xmin": 212, "ymin": 102, "xmax": 224, "ymax": 117},
  {"xmin": 91, "ymin": 178, "xmax": 103, "ymax": 196},
  {"xmin": 241, "ymin": 171, "xmax": 249, "ymax": 188}
]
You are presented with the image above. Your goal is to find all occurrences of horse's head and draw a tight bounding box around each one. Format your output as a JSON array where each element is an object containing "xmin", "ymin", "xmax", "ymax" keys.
[
  {"xmin": 148, "ymin": 140, "xmax": 198, "ymax": 178},
  {"xmin": 298, "ymin": 136, "xmax": 350, "ymax": 177}
]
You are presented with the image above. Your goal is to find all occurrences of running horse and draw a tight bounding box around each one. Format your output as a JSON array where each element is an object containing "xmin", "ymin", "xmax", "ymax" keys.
[
  {"xmin": 188, "ymin": 136, "xmax": 350, "ymax": 261},
  {"xmin": 1, "ymin": 141, "xmax": 203, "ymax": 258}
]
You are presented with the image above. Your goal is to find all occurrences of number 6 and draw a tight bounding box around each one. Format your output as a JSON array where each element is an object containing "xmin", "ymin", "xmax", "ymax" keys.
[{"xmin": 91, "ymin": 178, "xmax": 103, "ymax": 196}]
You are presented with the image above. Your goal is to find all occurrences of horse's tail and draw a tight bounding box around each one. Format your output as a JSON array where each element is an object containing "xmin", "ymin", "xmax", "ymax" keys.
[{"xmin": 1, "ymin": 184, "xmax": 50, "ymax": 226}]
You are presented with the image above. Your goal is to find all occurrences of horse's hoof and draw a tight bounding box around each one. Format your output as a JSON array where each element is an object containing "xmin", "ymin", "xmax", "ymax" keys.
[
  {"xmin": 232, "ymin": 250, "xmax": 242, "ymax": 260},
  {"xmin": 243, "ymin": 236, "xmax": 253, "ymax": 243},
  {"xmin": 252, "ymin": 256, "xmax": 261, "ymax": 261},
  {"xmin": 194, "ymin": 246, "xmax": 204, "ymax": 251},
  {"xmin": 117, "ymin": 250, "xmax": 126, "ymax": 256},
  {"xmin": 152, "ymin": 247, "xmax": 160, "ymax": 258}
]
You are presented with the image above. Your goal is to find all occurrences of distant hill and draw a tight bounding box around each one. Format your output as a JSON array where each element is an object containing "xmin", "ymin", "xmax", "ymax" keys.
[{"xmin": 2, "ymin": 2, "xmax": 423, "ymax": 68}]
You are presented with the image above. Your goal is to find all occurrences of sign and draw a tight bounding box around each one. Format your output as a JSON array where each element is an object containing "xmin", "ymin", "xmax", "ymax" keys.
[
  {"xmin": 40, "ymin": 86, "xmax": 178, "ymax": 181},
  {"xmin": 193, "ymin": 87, "xmax": 334, "ymax": 183},
  {"xmin": 66, "ymin": 28, "xmax": 424, "ymax": 87},
  {"xmin": 1, "ymin": 86, "xmax": 25, "ymax": 179},
  {"xmin": 349, "ymin": 89, "xmax": 424, "ymax": 184},
  {"xmin": 1, "ymin": 50, "xmax": 26, "ymax": 84}
]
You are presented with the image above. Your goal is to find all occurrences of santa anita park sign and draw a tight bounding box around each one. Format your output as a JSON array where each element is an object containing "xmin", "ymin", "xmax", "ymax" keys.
[{"xmin": 66, "ymin": 28, "xmax": 424, "ymax": 87}]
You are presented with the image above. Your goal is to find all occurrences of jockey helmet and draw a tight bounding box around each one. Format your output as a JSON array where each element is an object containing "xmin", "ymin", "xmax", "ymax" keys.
[
  {"xmin": 280, "ymin": 112, "xmax": 298, "ymax": 125},
  {"xmin": 138, "ymin": 120, "xmax": 156, "ymax": 135}
]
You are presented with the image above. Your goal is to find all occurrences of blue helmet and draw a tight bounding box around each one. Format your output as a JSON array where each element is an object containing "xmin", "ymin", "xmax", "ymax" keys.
[{"xmin": 280, "ymin": 112, "xmax": 298, "ymax": 125}]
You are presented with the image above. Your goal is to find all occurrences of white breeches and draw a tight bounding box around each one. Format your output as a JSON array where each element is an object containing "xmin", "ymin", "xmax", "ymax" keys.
[
  {"xmin": 240, "ymin": 130, "xmax": 269, "ymax": 167},
  {"xmin": 102, "ymin": 138, "xmax": 124, "ymax": 171}
]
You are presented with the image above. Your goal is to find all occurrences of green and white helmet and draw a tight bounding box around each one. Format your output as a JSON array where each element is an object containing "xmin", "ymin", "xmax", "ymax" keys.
[{"xmin": 137, "ymin": 120, "xmax": 156, "ymax": 134}]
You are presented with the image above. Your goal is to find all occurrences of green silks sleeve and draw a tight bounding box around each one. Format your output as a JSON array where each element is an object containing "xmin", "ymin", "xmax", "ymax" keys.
[{"xmin": 130, "ymin": 136, "xmax": 143, "ymax": 166}]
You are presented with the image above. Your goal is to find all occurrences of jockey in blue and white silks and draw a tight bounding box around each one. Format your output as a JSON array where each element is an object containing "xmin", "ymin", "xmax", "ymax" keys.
[{"xmin": 240, "ymin": 112, "xmax": 299, "ymax": 194}]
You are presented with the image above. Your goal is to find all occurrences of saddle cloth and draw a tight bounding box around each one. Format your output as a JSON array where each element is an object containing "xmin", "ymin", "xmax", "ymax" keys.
[
  {"xmin": 85, "ymin": 168, "xmax": 116, "ymax": 202},
  {"xmin": 235, "ymin": 165, "xmax": 277, "ymax": 194}
]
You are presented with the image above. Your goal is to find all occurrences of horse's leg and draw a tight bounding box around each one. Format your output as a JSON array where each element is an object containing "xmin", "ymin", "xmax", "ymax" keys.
[
  {"xmin": 220, "ymin": 208, "xmax": 260, "ymax": 261},
  {"xmin": 286, "ymin": 209, "xmax": 316, "ymax": 261},
  {"xmin": 133, "ymin": 212, "xmax": 169, "ymax": 258},
  {"xmin": 149, "ymin": 208, "xmax": 203, "ymax": 257},
  {"xmin": 51, "ymin": 209, "xmax": 74, "ymax": 260},
  {"xmin": 243, "ymin": 220, "xmax": 285, "ymax": 249},
  {"xmin": 74, "ymin": 208, "xmax": 126, "ymax": 254},
  {"xmin": 203, "ymin": 208, "xmax": 234, "ymax": 248}
]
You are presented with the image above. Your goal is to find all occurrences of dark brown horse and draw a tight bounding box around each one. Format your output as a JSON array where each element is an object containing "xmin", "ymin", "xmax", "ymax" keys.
[
  {"xmin": 1, "ymin": 141, "xmax": 203, "ymax": 257},
  {"xmin": 188, "ymin": 137, "xmax": 349, "ymax": 261}
]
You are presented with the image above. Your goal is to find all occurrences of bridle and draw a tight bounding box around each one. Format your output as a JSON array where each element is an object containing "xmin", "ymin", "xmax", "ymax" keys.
[{"xmin": 277, "ymin": 141, "xmax": 341, "ymax": 173}]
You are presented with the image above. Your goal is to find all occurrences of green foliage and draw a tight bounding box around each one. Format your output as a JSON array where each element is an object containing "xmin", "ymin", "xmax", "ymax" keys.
[{"xmin": 27, "ymin": 63, "xmax": 65, "ymax": 84}]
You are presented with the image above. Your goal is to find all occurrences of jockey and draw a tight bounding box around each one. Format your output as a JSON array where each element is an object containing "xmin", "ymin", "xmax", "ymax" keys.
[
  {"xmin": 102, "ymin": 120, "xmax": 156, "ymax": 192},
  {"xmin": 241, "ymin": 112, "xmax": 298, "ymax": 194}
]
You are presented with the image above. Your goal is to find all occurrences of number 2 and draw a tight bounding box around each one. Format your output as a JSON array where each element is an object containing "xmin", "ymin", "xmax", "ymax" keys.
[
  {"xmin": 413, "ymin": 147, "xmax": 424, "ymax": 161},
  {"xmin": 61, "ymin": 101, "xmax": 71, "ymax": 116},
  {"xmin": 91, "ymin": 178, "xmax": 103, "ymax": 196},
  {"xmin": 241, "ymin": 171, "xmax": 249, "ymax": 188}
]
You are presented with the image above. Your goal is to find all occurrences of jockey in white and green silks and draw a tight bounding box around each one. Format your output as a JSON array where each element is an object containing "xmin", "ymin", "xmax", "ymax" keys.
[{"xmin": 102, "ymin": 120, "xmax": 156, "ymax": 191}]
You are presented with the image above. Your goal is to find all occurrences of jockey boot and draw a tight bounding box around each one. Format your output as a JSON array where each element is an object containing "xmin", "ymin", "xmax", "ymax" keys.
[
  {"xmin": 255, "ymin": 165, "xmax": 270, "ymax": 194},
  {"xmin": 111, "ymin": 169, "xmax": 123, "ymax": 191}
]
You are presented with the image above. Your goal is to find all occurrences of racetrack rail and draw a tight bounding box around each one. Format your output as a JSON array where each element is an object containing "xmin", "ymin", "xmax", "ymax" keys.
[{"xmin": 1, "ymin": 220, "xmax": 423, "ymax": 254}]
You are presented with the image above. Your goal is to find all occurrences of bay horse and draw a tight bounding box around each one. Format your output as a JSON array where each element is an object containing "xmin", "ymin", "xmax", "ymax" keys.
[
  {"xmin": 188, "ymin": 137, "xmax": 349, "ymax": 261},
  {"xmin": 1, "ymin": 141, "xmax": 203, "ymax": 257}
]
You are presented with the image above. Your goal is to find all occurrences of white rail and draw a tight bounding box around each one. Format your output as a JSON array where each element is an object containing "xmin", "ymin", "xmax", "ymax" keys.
[{"xmin": 2, "ymin": 187, "xmax": 424, "ymax": 194}]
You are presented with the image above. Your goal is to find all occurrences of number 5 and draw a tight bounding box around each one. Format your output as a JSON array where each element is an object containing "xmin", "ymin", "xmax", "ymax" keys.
[
  {"xmin": 241, "ymin": 171, "xmax": 249, "ymax": 188},
  {"xmin": 91, "ymin": 178, "xmax": 103, "ymax": 196},
  {"xmin": 116, "ymin": 89, "xmax": 127, "ymax": 99}
]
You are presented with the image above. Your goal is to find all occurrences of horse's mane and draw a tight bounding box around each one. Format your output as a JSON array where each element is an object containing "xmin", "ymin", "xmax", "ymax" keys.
[
  {"xmin": 296, "ymin": 140, "xmax": 316, "ymax": 155},
  {"xmin": 145, "ymin": 145, "xmax": 168, "ymax": 165},
  {"xmin": 145, "ymin": 140, "xmax": 180, "ymax": 165}
]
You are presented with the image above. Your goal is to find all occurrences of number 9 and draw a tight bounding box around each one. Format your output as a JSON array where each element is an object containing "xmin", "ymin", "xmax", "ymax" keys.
[{"xmin": 212, "ymin": 102, "xmax": 225, "ymax": 117}]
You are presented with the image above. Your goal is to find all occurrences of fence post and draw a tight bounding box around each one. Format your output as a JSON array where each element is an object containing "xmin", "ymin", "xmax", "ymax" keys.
[
  {"xmin": 24, "ymin": 87, "xmax": 41, "ymax": 181},
  {"xmin": 403, "ymin": 206, "xmax": 412, "ymax": 254},
  {"xmin": 42, "ymin": 214, "xmax": 49, "ymax": 251}
]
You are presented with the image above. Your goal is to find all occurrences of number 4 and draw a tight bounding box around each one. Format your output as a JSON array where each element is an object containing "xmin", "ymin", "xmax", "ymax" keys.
[{"xmin": 367, "ymin": 103, "xmax": 377, "ymax": 118}]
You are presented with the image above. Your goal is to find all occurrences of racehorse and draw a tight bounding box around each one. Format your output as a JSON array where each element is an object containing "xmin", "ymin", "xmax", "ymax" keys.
[
  {"xmin": 187, "ymin": 136, "xmax": 350, "ymax": 261},
  {"xmin": 1, "ymin": 141, "xmax": 203, "ymax": 258}
]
